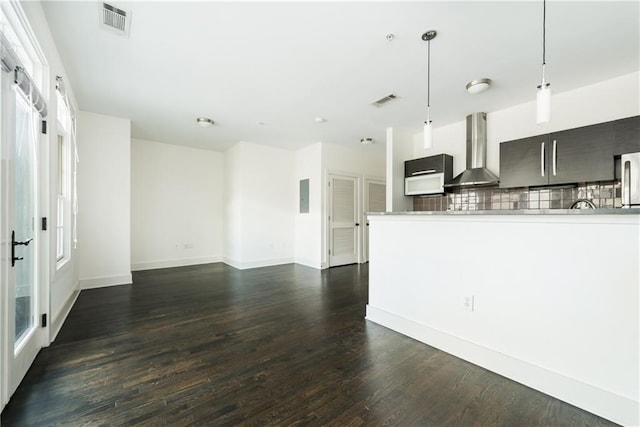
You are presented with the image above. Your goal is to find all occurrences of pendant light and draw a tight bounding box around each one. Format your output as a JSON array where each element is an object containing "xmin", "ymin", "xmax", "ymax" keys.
[
  {"xmin": 536, "ymin": 0, "xmax": 551, "ymax": 124},
  {"xmin": 422, "ymin": 30, "xmax": 436, "ymax": 149}
]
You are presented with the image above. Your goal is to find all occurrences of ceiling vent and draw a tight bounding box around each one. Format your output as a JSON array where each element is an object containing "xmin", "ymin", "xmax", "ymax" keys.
[
  {"xmin": 371, "ymin": 94, "xmax": 398, "ymax": 107},
  {"xmin": 101, "ymin": 2, "xmax": 130, "ymax": 37}
]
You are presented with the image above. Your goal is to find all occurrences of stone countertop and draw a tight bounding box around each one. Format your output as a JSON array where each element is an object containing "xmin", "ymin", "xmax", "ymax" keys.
[{"xmin": 367, "ymin": 208, "xmax": 640, "ymax": 216}]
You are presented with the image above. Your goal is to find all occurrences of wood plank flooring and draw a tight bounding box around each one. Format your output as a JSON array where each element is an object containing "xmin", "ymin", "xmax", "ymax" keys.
[{"xmin": 2, "ymin": 263, "xmax": 617, "ymax": 426}]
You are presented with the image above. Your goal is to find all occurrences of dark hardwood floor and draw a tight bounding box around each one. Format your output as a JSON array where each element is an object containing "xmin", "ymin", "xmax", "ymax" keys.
[{"xmin": 2, "ymin": 263, "xmax": 617, "ymax": 426}]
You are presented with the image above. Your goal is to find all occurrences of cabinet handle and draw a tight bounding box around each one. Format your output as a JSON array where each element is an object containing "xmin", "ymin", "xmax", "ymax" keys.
[
  {"xmin": 540, "ymin": 142, "xmax": 545, "ymax": 177},
  {"xmin": 411, "ymin": 169, "xmax": 437, "ymax": 176},
  {"xmin": 552, "ymin": 140, "xmax": 557, "ymax": 176},
  {"xmin": 623, "ymin": 160, "xmax": 631, "ymax": 205}
]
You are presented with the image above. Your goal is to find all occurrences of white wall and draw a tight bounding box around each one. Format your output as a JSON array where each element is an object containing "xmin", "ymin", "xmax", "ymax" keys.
[
  {"xmin": 412, "ymin": 71, "xmax": 640, "ymax": 177},
  {"xmin": 20, "ymin": 1, "xmax": 80, "ymax": 340},
  {"xmin": 223, "ymin": 141, "xmax": 295, "ymax": 269},
  {"xmin": 386, "ymin": 128, "xmax": 413, "ymax": 213},
  {"xmin": 223, "ymin": 142, "xmax": 242, "ymax": 265},
  {"xmin": 322, "ymin": 142, "xmax": 385, "ymax": 178},
  {"xmin": 130, "ymin": 139, "xmax": 223, "ymax": 270},
  {"xmin": 367, "ymin": 214, "xmax": 640, "ymax": 426},
  {"xmin": 321, "ymin": 142, "xmax": 385, "ymax": 268},
  {"xmin": 294, "ymin": 143, "xmax": 322, "ymax": 268},
  {"xmin": 293, "ymin": 141, "xmax": 386, "ymax": 269},
  {"xmin": 77, "ymin": 111, "xmax": 131, "ymax": 288}
]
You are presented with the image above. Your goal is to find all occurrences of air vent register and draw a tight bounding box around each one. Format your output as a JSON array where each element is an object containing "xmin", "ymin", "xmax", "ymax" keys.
[{"xmin": 102, "ymin": 3, "xmax": 130, "ymax": 37}]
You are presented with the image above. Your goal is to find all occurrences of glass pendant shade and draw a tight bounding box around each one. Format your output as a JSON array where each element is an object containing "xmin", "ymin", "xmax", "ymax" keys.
[
  {"xmin": 536, "ymin": 84, "xmax": 551, "ymax": 124},
  {"xmin": 423, "ymin": 121, "xmax": 433, "ymax": 149},
  {"xmin": 422, "ymin": 30, "xmax": 436, "ymax": 151}
]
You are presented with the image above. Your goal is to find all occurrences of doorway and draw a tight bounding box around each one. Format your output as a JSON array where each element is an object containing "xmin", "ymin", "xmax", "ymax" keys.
[
  {"xmin": 1, "ymin": 3, "xmax": 50, "ymax": 408},
  {"xmin": 328, "ymin": 174, "xmax": 359, "ymax": 267},
  {"xmin": 363, "ymin": 179, "xmax": 386, "ymax": 262},
  {"xmin": 1, "ymin": 72, "xmax": 47, "ymax": 404}
]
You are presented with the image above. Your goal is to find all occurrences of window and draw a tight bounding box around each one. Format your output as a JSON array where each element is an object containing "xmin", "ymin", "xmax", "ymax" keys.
[
  {"xmin": 0, "ymin": 4, "xmax": 43, "ymax": 92},
  {"xmin": 56, "ymin": 135, "xmax": 65, "ymax": 261},
  {"xmin": 56, "ymin": 90, "xmax": 71, "ymax": 266}
]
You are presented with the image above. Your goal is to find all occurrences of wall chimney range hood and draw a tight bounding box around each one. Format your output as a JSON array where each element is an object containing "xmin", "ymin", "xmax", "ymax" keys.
[{"xmin": 445, "ymin": 112, "xmax": 499, "ymax": 188}]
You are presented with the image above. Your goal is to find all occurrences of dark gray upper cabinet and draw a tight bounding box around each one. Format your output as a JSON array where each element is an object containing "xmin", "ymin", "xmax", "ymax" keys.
[
  {"xmin": 405, "ymin": 154, "xmax": 453, "ymax": 178},
  {"xmin": 499, "ymin": 135, "xmax": 547, "ymax": 188},
  {"xmin": 614, "ymin": 116, "xmax": 640, "ymax": 155},
  {"xmin": 500, "ymin": 121, "xmax": 614, "ymax": 188},
  {"xmin": 549, "ymin": 121, "xmax": 613, "ymax": 185}
]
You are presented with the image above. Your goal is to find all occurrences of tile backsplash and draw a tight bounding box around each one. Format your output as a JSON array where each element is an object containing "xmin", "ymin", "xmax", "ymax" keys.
[{"xmin": 413, "ymin": 181, "xmax": 622, "ymax": 212}]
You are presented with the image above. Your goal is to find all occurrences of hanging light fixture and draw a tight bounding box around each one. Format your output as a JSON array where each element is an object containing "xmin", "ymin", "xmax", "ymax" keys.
[
  {"xmin": 536, "ymin": 0, "xmax": 551, "ymax": 124},
  {"xmin": 422, "ymin": 30, "xmax": 437, "ymax": 149}
]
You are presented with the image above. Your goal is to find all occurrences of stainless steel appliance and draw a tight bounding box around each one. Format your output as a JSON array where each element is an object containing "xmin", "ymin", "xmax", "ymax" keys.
[
  {"xmin": 445, "ymin": 112, "xmax": 499, "ymax": 187},
  {"xmin": 621, "ymin": 152, "xmax": 640, "ymax": 207}
]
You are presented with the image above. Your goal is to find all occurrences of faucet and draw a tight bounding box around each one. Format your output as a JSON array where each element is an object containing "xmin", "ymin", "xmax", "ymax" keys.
[{"xmin": 570, "ymin": 199, "xmax": 596, "ymax": 209}]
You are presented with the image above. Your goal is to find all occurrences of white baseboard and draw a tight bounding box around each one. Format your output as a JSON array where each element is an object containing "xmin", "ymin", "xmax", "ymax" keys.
[
  {"xmin": 365, "ymin": 305, "xmax": 639, "ymax": 427},
  {"xmin": 79, "ymin": 274, "xmax": 132, "ymax": 290},
  {"xmin": 131, "ymin": 256, "xmax": 222, "ymax": 271},
  {"xmin": 294, "ymin": 258, "xmax": 321, "ymax": 269},
  {"xmin": 222, "ymin": 257, "xmax": 294, "ymax": 270},
  {"xmin": 50, "ymin": 284, "xmax": 80, "ymax": 343}
]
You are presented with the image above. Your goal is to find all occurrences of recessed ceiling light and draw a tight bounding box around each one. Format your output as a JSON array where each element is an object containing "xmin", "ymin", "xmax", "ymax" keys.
[
  {"xmin": 360, "ymin": 137, "xmax": 374, "ymax": 145},
  {"xmin": 466, "ymin": 78, "xmax": 492, "ymax": 94},
  {"xmin": 196, "ymin": 117, "xmax": 215, "ymax": 128},
  {"xmin": 315, "ymin": 117, "xmax": 326, "ymax": 123}
]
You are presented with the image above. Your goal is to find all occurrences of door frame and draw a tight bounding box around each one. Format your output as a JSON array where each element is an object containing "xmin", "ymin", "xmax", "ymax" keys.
[
  {"xmin": 0, "ymin": 42, "xmax": 4, "ymax": 411},
  {"xmin": 323, "ymin": 170, "xmax": 362, "ymax": 268},
  {"xmin": 0, "ymin": 71, "xmax": 50, "ymax": 410},
  {"xmin": 0, "ymin": 0, "xmax": 50, "ymax": 410}
]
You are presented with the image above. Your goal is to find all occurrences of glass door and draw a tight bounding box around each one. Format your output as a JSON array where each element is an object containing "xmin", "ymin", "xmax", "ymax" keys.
[
  {"xmin": 13, "ymin": 86, "xmax": 38, "ymax": 350},
  {"xmin": 2, "ymin": 76, "xmax": 44, "ymax": 400}
]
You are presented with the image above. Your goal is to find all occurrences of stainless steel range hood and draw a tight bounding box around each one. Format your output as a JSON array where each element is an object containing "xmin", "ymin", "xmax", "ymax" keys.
[{"xmin": 445, "ymin": 112, "xmax": 499, "ymax": 188}]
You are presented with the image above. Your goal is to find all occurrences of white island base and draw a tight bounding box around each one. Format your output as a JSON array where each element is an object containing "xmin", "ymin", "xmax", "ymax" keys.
[{"xmin": 366, "ymin": 212, "xmax": 639, "ymax": 426}]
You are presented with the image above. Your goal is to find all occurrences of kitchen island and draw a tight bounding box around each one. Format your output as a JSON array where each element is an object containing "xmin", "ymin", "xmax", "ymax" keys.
[{"xmin": 366, "ymin": 210, "xmax": 639, "ymax": 426}]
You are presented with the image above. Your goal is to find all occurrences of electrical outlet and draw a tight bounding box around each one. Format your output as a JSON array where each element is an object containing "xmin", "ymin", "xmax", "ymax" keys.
[{"xmin": 463, "ymin": 295, "xmax": 474, "ymax": 312}]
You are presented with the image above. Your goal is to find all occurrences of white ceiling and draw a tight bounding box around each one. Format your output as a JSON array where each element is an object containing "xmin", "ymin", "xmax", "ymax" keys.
[{"xmin": 41, "ymin": 1, "xmax": 639, "ymax": 152}]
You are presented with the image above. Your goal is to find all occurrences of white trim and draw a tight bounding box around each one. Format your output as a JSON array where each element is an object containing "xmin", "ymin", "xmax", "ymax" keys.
[
  {"xmin": 0, "ymin": 0, "xmax": 51, "ymax": 409},
  {"xmin": 365, "ymin": 305, "xmax": 639, "ymax": 427},
  {"xmin": 222, "ymin": 257, "xmax": 294, "ymax": 270},
  {"xmin": 79, "ymin": 274, "xmax": 132, "ymax": 290},
  {"xmin": 294, "ymin": 258, "xmax": 321, "ymax": 269},
  {"xmin": 131, "ymin": 256, "xmax": 222, "ymax": 272},
  {"xmin": 49, "ymin": 285, "xmax": 80, "ymax": 343}
]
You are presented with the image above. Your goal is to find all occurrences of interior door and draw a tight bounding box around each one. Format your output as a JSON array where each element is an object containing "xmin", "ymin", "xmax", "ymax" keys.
[
  {"xmin": 364, "ymin": 179, "xmax": 386, "ymax": 262},
  {"xmin": 328, "ymin": 174, "xmax": 359, "ymax": 267},
  {"xmin": 2, "ymin": 77, "xmax": 45, "ymax": 400}
]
